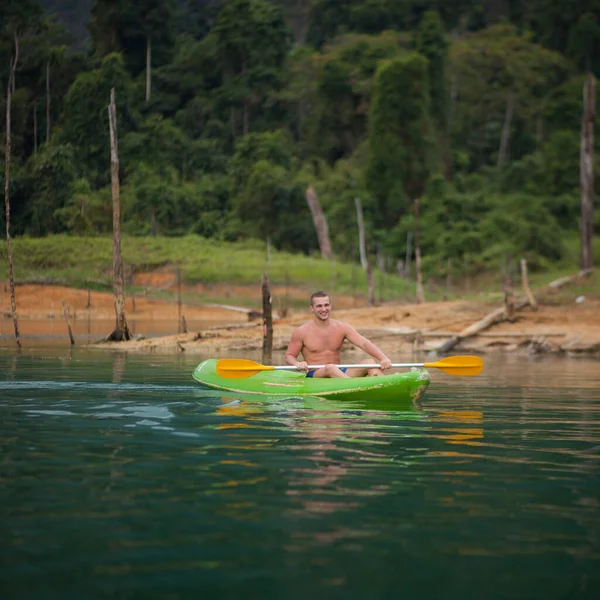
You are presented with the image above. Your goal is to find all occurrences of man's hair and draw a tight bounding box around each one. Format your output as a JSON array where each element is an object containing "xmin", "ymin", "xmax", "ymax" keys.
[{"xmin": 310, "ymin": 290, "xmax": 329, "ymax": 305}]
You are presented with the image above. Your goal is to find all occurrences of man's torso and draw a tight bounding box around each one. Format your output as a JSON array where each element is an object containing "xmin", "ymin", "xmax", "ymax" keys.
[{"xmin": 299, "ymin": 319, "xmax": 346, "ymax": 364}]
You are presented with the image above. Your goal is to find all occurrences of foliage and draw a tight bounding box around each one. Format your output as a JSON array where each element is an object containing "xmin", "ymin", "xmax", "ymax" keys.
[
  {"xmin": 57, "ymin": 52, "xmax": 136, "ymax": 186},
  {"xmin": 366, "ymin": 53, "xmax": 434, "ymax": 228},
  {"xmin": 2, "ymin": 0, "xmax": 599, "ymax": 286},
  {"xmin": 0, "ymin": 234, "xmax": 415, "ymax": 303}
]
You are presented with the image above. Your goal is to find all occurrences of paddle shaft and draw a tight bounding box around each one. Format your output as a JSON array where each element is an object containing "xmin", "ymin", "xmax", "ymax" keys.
[
  {"xmin": 272, "ymin": 363, "xmax": 427, "ymax": 370},
  {"xmin": 215, "ymin": 356, "xmax": 483, "ymax": 377}
]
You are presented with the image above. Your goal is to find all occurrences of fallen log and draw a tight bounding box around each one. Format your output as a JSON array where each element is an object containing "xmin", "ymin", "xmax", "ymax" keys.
[
  {"xmin": 376, "ymin": 328, "xmax": 566, "ymax": 338},
  {"xmin": 436, "ymin": 297, "xmax": 529, "ymax": 354},
  {"xmin": 408, "ymin": 331, "xmax": 565, "ymax": 338},
  {"xmin": 548, "ymin": 268, "xmax": 593, "ymax": 289},
  {"xmin": 206, "ymin": 322, "xmax": 261, "ymax": 331},
  {"xmin": 435, "ymin": 267, "xmax": 594, "ymax": 354},
  {"xmin": 205, "ymin": 303, "xmax": 262, "ymax": 321}
]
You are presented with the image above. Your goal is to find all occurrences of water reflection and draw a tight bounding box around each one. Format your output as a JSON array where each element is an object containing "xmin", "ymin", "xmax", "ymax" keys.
[{"xmin": 0, "ymin": 349, "xmax": 599, "ymax": 598}]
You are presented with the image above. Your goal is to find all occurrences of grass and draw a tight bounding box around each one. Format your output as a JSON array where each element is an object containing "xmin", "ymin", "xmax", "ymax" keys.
[
  {"xmin": 1, "ymin": 233, "xmax": 598, "ymax": 307},
  {"xmin": 0, "ymin": 235, "xmax": 416, "ymax": 308}
]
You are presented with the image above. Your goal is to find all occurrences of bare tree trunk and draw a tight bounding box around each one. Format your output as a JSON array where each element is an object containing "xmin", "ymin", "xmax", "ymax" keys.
[
  {"xmin": 497, "ymin": 95, "xmax": 514, "ymax": 169},
  {"xmin": 305, "ymin": 184, "xmax": 333, "ymax": 259},
  {"xmin": 145, "ymin": 35, "xmax": 151, "ymax": 103},
  {"xmin": 580, "ymin": 73, "xmax": 595, "ymax": 270},
  {"xmin": 46, "ymin": 60, "xmax": 50, "ymax": 142},
  {"xmin": 354, "ymin": 197, "xmax": 368, "ymax": 270},
  {"xmin": 367, "ymin": 262, "xmax": 375, "ymax": 306},
  {"xmin": 261, "ymin": 273, "xmax": 273, "ymax": 364},
  {"xmin": 106, "ymin": 88, "xmax": 131, "ymax": 341},
  {"xmin": 414, "ymin": 199, "xmax": 425, "ymax": 303},
  {"xmin": 62, "ymin": 301, "xmax": 75, "ymax": 345},
  {"xmin": 4, "ymin": 34, "xmax": 21, "ymax": 348},
  {"xmin": 405, "ymin": 231, "xmax": 412, "ymax": 279},
  {"xmin": 503, "ymin": 273, "xmax": 514, "ymax": 320},
  {"xmin": 177, "ymin": 268, "xmax": 182, "ymax": 333},
  {"xmin": 520, "ymin": 258, "xmax": 537, "ymax": 310}
]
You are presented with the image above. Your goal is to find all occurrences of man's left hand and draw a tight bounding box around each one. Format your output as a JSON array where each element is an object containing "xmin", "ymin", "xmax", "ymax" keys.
[{"xmin": 380, "ymin": 357, "xmax": 392, "ymax": 371}]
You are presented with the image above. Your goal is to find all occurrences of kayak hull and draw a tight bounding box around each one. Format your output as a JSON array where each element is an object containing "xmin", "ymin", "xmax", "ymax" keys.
[{"xmin": 192, "ymin": 359, "xmax": 430, "ymax": 404}]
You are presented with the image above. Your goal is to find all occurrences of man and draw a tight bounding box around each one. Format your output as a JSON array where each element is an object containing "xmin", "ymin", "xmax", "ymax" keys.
[{"xmin": 285, "ymin": 290, "xmax": 393, "ymax": 378}]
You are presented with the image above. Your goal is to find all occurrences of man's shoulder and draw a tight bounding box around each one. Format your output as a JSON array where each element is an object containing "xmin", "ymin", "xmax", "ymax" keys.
[
  {"xmin": 330, "ymin": 318, "xmax": 349, "ymax": 329},
  {"xmin": 293, "ymin": 321, "xmax": 311, "ymax": 334}
]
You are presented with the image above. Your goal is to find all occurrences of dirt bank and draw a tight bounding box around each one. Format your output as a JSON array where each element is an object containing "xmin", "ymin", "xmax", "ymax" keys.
[{"xmin": 2, "ymin": 280, "xmax": 599, "ymax": 357}]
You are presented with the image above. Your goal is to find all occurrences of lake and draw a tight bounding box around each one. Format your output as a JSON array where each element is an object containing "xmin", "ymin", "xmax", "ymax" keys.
[{"xmin": 1, "ymin": 346, "xmax": 599, "ymax": 599}]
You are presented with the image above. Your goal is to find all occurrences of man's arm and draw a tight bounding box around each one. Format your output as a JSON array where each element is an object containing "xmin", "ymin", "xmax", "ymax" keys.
[
  {"xmin": 285, "ymin": 327, "xmax": 308, "ymax": 371},
  {"xmin": 343, "ymin": 324, "xmax": 392, "ymax": 370}
]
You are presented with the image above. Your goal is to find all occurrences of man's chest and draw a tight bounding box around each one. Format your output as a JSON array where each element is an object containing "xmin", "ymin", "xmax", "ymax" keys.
[{"xmin": 302, "ymin": 327, "xmax": 345, "ymax": 352}]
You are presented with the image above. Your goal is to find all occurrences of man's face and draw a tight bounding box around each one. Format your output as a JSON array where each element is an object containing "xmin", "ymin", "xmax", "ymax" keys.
[{"xmin": 310, "ymin": 296, "xmax": 331, "ymax": 321}]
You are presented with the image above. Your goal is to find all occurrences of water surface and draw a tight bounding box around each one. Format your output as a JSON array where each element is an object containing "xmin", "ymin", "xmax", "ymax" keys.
[{"xmin": 1, "ymin": 348, "xmax": 599, "ymax": 599}]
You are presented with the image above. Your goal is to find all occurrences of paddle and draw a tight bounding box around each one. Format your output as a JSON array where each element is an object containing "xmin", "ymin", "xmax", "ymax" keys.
[{"xmin": 216, "ymin": 355, "xmax": 483, "ymax": 379}]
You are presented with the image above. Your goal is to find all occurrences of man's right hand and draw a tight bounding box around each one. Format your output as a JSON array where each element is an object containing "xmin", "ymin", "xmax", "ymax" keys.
[{"xmin": 296, "ymin": 361, "xmax": 308, "ymax": 372}]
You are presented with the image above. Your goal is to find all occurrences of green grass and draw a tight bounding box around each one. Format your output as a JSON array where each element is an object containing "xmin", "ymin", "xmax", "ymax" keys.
[
  {"xmin": 0, "ymin": 235, "xmax": 416, "ymax": 307},
  {"xmin": 1, "ymin": 233, "xmax": 598, "ymax": 307}
]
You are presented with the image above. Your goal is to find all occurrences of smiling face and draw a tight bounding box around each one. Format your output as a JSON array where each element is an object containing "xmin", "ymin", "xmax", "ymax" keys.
[{"xmin": 310, "ymin": 295, "xmax": 331, "ymax": 321}]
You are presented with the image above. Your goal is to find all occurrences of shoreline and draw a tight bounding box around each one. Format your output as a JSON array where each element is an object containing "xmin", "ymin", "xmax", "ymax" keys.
[{"xmin": 2, "ymin": 283, "xmax": 599, "ymax": 358}]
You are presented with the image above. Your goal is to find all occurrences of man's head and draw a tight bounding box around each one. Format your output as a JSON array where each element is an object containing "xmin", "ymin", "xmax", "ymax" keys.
[{"xmin": 310, "ymin": 290, "xmax": 331, "ymax": 321}]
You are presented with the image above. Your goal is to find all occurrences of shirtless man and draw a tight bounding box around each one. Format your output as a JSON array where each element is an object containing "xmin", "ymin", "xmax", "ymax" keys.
[{"xmin": 285, "ymin": 290, "xmax": 393, "ymax": 378}]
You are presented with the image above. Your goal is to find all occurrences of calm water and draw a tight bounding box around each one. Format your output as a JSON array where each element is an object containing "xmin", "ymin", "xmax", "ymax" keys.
[{"xmin": 1, "ymin": 347, "xmax": 599, "ymax": 599}]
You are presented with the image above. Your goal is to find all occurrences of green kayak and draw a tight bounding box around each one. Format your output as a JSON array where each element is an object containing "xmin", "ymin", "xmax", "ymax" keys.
[{"xmin": 192, "ymin": 359, "xmax": 430, "ymax": 404}]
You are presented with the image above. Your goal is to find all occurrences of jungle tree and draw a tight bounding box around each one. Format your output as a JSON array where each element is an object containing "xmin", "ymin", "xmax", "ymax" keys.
[
  {"xmin": 213, "ymin": 0, "xmax": 290, "ymax": 138},
  {"xmin": 366, "ymin": 53, "xmax": 434, "ymax": 229},
  {"xmin": 2, "ymin": 0, "xmax": 43, "ymax": 347}
]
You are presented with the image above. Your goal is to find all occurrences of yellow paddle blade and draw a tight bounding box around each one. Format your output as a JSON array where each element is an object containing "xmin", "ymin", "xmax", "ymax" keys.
[
  {"xmin": 216, "ymin": 359, "xmax": 275, "ymax": 378},
  {"xmin": 424, "ymin": 355, "xmax": 483, "ymax": 377}
]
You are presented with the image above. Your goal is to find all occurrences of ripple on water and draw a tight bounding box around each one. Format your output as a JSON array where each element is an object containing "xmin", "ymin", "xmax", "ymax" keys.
[{"xmin": 1, "ymin": 350, "xmax": 599, "ymax": 598}]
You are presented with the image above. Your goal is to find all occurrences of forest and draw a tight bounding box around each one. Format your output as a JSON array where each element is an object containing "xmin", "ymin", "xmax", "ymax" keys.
[{"xmin": 1, "ymin": 0, "xmax": 599, "ymax": 283}]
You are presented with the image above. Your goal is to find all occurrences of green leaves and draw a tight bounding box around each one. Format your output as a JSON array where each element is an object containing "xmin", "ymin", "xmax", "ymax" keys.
[
  {"xmin": 213, "ymin": 0, "xmax": 291, "ymax": 135},
  {"xmin": 58, "ymin": 53, "xmax": 135, "ymax": 186},
  {"xmin": 366, "ymin": 53, "xmax": 434, "ymax": 227}
]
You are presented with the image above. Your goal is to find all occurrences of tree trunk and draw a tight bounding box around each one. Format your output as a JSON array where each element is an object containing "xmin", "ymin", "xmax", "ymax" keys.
[
  {"xmin": 367, "ymin": 262, "xmax": 375, "ymax": 306},
  {"xmin": 497, "ymin": 95, "xmax": 514, "ymax": 169},
  {"xmin": 4, "ymin": 34, "xmax": 21, "ymax": 348},
  {"xmin": 305, "ymin": 184, "xmax": 333, "ymax": 259},
  {"xmin": 405, "ymin": 231, "xmax": 412, "ymax": 279},
  {"xmin": 580, "ymin": 72, "xmax": 595, "ymax": 270},
  {"xmin": 145, "ymin": 35, "xmax": 151, "ymax": 103},
  {"xmin": 46, "ymin": 60, "xmax": 50, "ymax": 142},
  {"xmin": 414, "ymin": 199, "xmax": 425, "ymax": 303},
  {"xmin": 106, "ymin": 88, "xmax": 131, "ymax": 342},
  {"xmin": 261, "ymin": 273, "xmax": 273, "ymax": 364},
  {"xmin": 520, "ymin": 258, "xmax": 537, "ymax": 310},
  {"xmin": 354, "ymin": 197, "xmax": 368, "ymax": 270},
  {"xmin": 177, "ymin": 268, "xmax": 182, "ymax": 333},
  {"xmin": 151, "ymin": 208, "xmax": 157, "ymax": 237}
]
